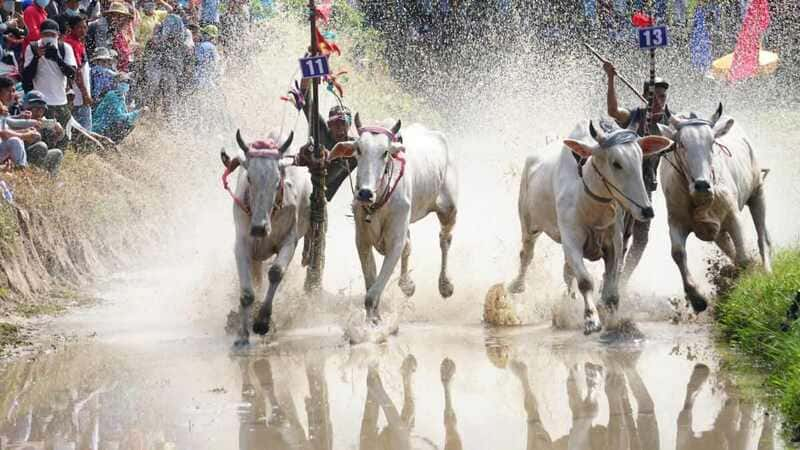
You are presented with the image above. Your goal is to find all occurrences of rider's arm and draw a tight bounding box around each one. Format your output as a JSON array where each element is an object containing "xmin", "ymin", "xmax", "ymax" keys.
[{"xmin": 604, "ymin": 62, "xmax": 630, "ymax": 126}]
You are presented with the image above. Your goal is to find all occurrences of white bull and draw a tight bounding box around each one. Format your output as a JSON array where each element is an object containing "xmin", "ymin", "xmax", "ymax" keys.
[
  {"xmin": 329, "ymin": 115, "xmax": 458, "ymax": 324},
  {"xmin": 222, "ymin": 130, "xmax": 311, "ymax": 346},
  {"xmin": 509, "ymin": 120, "xmax": 672, "ymax": 334},
  {"xmin": 657, "ymin": 104, "xmax": 772, "ymax": 313}
]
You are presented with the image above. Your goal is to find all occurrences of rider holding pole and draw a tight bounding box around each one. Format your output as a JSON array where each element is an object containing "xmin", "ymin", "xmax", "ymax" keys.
[{"xmin": 603, "ymin": 60, "xmax": 672, "ymax": 284}]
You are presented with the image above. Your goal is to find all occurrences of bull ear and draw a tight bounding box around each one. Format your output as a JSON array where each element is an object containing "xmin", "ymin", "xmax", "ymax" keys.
[
  {"xmin": 329, "ymin": 141, "xmax": 356, "ymax": 160},
  {"xmin": 390, "ymin": 120, "xmax": 401, "ymax": 135},
  {"xmin": 279, "ymin": 131, "xmax": 294, "ymax": 155},
  {"xmin": 236, "ymin": 129, "xmax": 249, "ymax": 155},
  {"xmin": 711, "ymin": 102, "xmax": 723, "ymax": 124},
  {"xmin": 354, "ymin": 112, "xmax": 362, "ymax": 130},
  {"xmin": 390, "ymin": 142, "xmax": 405, "ymax": 155},
  {"xmin": 563, "ymin": 139, "xmax": 596, "ymax": 159},
  {"xmin": 656, "ymin": 123, "xmax": 675, "ymax": 140},
  {"xmin": 638, "ymin": 135, "xmax": 673, "ymax": 156},
  {"xmin": 712, "ymin": 117, "xmax": 734, "ymax": 139}
]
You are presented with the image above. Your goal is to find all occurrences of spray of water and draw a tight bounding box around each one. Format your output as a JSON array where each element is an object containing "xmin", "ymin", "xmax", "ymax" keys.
[{"xmin": 92, "ymin": 7, "xmax": 800, "ymax": 344}]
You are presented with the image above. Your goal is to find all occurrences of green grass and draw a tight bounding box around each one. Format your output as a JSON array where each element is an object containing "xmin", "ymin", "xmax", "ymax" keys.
[
  {"xmin": 0, "ymin": 322, "xmax": 23, "ymax": 353},
  {"xmin": 716, "ymin": 248, "xmax": 800, "ymax": 440}
]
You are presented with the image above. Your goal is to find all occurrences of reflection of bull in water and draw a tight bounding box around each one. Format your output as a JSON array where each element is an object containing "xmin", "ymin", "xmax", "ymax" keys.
[
  {"xmin": 508, "ymin": 354, "xmax": 776, "ymax": 450},
  {"xmin": 359, "ymin": 356, "xmax": 463, "ymax": 450},
  {"xmin": 238, "ymin": 357, "xmax": 332, "ymax": 450}
]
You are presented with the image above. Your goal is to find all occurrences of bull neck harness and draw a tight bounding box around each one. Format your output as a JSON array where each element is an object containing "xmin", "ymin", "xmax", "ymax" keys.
[{"xmin": 355, "ymin": 126, "xmax": 406, "ymax": 223}]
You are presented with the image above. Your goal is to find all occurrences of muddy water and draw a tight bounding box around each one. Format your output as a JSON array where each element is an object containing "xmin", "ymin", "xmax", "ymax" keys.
[{"xmin": 0, "ymin": 266, "xmax": 787, "ymax": 450}]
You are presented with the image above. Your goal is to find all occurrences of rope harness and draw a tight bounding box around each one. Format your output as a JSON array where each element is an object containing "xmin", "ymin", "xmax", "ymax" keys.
[
  {"xmin": 661, "ymin": 119, "xmax": 732, "ymax": 188},
  {"xmin": 221, "ymin": 140, "xmax": 294, "ymax": 218},
  {"xmin": 577, "ymin": 129, "xmax": 649, "ymax": 211},
  {"xmin": 354, "ymin": 126, "xmax": 406, "ymax": 222}
]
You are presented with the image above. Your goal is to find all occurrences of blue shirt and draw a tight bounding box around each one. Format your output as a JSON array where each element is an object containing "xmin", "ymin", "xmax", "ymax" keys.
[
  {"xmin": 90, "ymin": 65, "xmax": 115, "ymax": 100},
  {"xmin": 193, "ymin": 40, "xmax": 219, "ymax": 89},
  {"xmin": 92, "ymin": 89, "xmax": 140, "ymax": 134},
  {"xmin": 200, "ymin": 0, "xmax": 219, "ymax": 23}
]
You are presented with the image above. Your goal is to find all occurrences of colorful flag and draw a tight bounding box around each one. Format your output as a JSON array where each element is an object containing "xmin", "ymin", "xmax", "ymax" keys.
[
  {"xmin": 729, "ymin": 0, "xmax": 770, "ymax": 82},
  {"xmin": 315, "ymin": 28, "xmax": 341, "ymax": 56},
  {"xmin": 315, "ymin": 0, "xmax": 333, "ymax": 23},
  {"xmin": 691, "ymin": 6, "xmax": 712, "ymax": 72}
]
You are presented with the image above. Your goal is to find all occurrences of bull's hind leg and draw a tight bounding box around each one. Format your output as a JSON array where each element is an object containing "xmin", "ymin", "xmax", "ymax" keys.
[
  {"xmin": 234, "ymin": 239, "xmax": 255, "ymax": 347},
  {"xmin": 725, "ymin": 214, "xmax": 753, "ymax": 269},
  {"xmin": 670, "ymin": 222, "xmax": 708, "ymax": 313},
  {"xmin": 398, "ymin": 234, "xmax": 416, "ymax": 297},
  {"xmin": 253, "ymin": 238, "xmax": 299, "ymax": 336},
  {"xmin": 509, "ymin": 229, "xmax": 541, "ymax": 294},
  {"xmin": 748, "ymin": 188, "xmax": 773, "ymax": 272},
  {"xmin": 436, "ymin": 207, "xmax": 457, "ymax": 298}
]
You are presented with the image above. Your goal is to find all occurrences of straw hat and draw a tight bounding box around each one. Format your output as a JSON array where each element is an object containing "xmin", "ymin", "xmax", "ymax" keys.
[
  {"xmin": 90, "ymin": 47, "xmax": 114, "ymax": 62},
  {"xmin": 104, "ymin": 1, "xmax": 132, "ymax": 17}
]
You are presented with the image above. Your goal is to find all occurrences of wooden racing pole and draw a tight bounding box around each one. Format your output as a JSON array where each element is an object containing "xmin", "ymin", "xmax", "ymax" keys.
[{"xmin": 305, "ymin": 0, "xmax": 327, "ymax": 293}]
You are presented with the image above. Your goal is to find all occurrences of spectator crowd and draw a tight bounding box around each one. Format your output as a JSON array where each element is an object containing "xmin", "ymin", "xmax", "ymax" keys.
[{"xmin": 0, "ymin": 0, "xmax": 230, "ymax": 176}]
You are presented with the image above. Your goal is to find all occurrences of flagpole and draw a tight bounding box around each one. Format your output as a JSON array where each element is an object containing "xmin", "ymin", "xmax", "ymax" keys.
[
  {"xmin": 645, "ymin": 1, "xmax": 656, "ymax": 135},
  {"xmin": 306, "ymin": 0, "xmax": 327, "ymax": 293}
]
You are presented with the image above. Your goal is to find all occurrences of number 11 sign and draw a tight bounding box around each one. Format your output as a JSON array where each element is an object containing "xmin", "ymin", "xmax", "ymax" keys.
[
  {"xmin": 300, "ymin": 55, "xmax": 331, "ymax": 79},
  {"xmin": 638, "ymin": 26, "xmax": 668, "ymax": 49}
]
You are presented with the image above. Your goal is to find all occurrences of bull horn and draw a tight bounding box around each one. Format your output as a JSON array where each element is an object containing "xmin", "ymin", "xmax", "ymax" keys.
[
  {"xmin": 712, "ymin": 102, "xmax": 723, "ymax": 124},
  {"xmin": 236, "ymin": 129, "xmax": 249, "ymax": 154},
  {"xmin": 589, "ymin": 120, "xmax": 599, "ymax": 139},
  {"xmin": 391, "ymin": 120, "xmax": 402, "ymax": 135},
  {"xmin": 669, "ymin": 115, "xmax": 681, "ymax": 127},
  {"xmin": 354, "ymin": 112, "xmax": 363, "ymax": 130},
  {"xmin": 279, "ymin": 131, "xmax": 294, "ymax": 154},
  {"xmin": 220, "ymin": 148, "xmax": 231, "ymax": 168}
]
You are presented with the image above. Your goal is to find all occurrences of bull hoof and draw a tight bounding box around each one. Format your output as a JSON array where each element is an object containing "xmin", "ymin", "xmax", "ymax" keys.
[
  {"xmin": 401, "ymin": 355, "xmax": 418, "ymax": 376},
  {"xmin": 603, "ymin": 294, "xmax": 620, "ymax": 312},
  {"xmin": 366, "ymin": 308, "xmax": 382, "ymax": 325},
  {"xmin": 399, "ymin": 277, "xmax": 416, "ymax": 297},
  {"xmin": 440, "ymin": 357, "xmax": 456, "ymax": 383},
  {"xmin": 253, "ymin": 320, "xmax": 271, "ymax": 336},
  {"xmin": 584, "ymin": 315, "xmax": 602, "ymax": 335},
  {"xmin": 686, "ymin": 287, "xmax": 708, "ymax": 313},
  {"xmin": 508, "ymin": 277, "xmax": 526, "ymax": 294},
  {"xmin": 439, "ymin": 277, "xmax": 454, "ymax": 298}
]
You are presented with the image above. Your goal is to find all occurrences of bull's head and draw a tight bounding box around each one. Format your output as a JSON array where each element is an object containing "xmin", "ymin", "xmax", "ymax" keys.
[
  {"xmin": 328, "ymin": 113, "xmax": 404, "ymax": 205},
  {"xmin": 564, "ymin": 119, "xmax": 673, "ymax": 221},
  {"xmin": 657, "ymin": 103, "xmax": 734, "ymax": 202},
  {"xmin": 236, "ymin": 129, "xmax": 293, "ymax": 237}
]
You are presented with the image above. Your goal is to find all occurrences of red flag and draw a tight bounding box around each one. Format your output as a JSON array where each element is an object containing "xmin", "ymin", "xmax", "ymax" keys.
[
  {"xmin": 315, "ymin": 28, "xmax": 341, "ymax": 56},
  {"xmin": 315, "ymin": 0, "xmax": 332, "ymax": 23},
  {"xmin": 631, "ymin": 11, "xmax": 654, "ymax": 28},
  {"xmin": 729, "ymin": 0, "xmax": 771, "ymax": 82}
]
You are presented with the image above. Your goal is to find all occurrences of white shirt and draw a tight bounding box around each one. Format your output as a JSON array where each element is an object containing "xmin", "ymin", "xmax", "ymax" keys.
[
  {"xmin": 72, "ymin": 61, "xmax": 91, "ymax": 107},
  {"xmin": 23, "ymin": 40, "xmax": 77, "ymax": 106}
]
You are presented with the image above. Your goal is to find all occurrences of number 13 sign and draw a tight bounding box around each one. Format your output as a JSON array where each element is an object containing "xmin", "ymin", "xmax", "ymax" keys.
[
  {"xmin": 638, "ymin": 26, "xmax": 669, "ymax": 49},
  {"xmin": 300, "ymin": 55, "xmax": 331, "ymax": 79}
]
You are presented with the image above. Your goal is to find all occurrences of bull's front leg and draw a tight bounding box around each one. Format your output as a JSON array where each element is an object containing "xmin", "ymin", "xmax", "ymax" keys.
[
  {"xmin": 562, "ymin": 231, "xmax": 602, "ymax": 334},
  {"xmin": 356, "ymin": 223, "xmax": 378, "ymax": 292},
  {"xmin": 253, "ymin": 234, "xmax": 299, "ymax": 336},
  {"xmin": 365, "ymin": 215, "xmax": 409, "ymax": 324},
  {"xmin": 437, "ymin": 209, "xmax": 456, "ymax": 298},
  {"xmin": 670, "ymin": 221, "xmax": 708, "ymax": 313},
  {"xmin": 234, "ymin": 237, "xmax": 254, "ymax": 347},
  {"xmin": 601, "ymin": 224, "xmax": 624, "ymax": 312}
]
